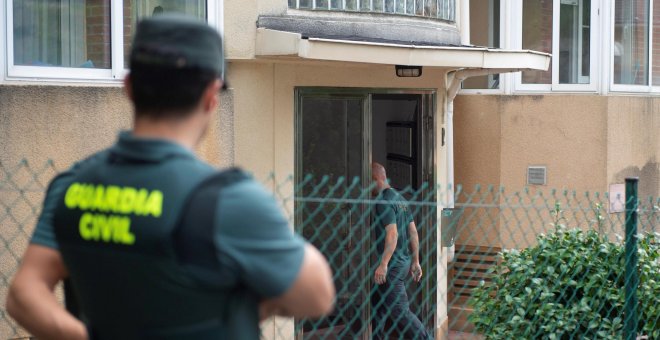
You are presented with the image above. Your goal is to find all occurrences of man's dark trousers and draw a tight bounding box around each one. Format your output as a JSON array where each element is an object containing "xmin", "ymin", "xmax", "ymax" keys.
[{"xmin": 371, "ymin": 262, "xmax": 432, "ymax": 340}]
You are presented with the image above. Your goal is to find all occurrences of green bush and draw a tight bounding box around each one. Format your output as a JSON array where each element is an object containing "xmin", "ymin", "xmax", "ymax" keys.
[{"xmin": 468, "ymin": 226, "xmax": 660, "ymax": 339}]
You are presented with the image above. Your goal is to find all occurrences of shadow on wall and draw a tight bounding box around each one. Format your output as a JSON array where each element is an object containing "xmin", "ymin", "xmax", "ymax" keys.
[{"xmin": 614, "ymin": 158, "xmax": 659, "ymax": 199}]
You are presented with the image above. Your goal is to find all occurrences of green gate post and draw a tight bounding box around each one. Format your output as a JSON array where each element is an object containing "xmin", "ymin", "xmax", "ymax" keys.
[{"xmin": 624, "ymin": 178, "xmax": 639, "ymax": 340}]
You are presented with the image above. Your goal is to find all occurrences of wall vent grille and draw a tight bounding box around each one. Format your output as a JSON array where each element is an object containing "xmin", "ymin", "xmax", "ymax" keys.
[{"xmin": 527, "ymin": 166, "xmax": 547, "ymax": 185}]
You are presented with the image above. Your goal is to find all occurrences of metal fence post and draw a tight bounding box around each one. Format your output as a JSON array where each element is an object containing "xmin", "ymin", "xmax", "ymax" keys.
[{"xmin": 624, "ymin": 177, "xmax": 639, "ymax": 340}]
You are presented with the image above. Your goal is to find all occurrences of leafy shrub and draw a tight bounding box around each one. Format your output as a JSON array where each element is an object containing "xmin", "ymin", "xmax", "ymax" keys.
[{"xmin": 468, "ymin": 227, "xmax": 660, "ymax": 339}]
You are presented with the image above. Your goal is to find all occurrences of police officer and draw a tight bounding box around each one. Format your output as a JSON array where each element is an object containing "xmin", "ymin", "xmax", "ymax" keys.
[
  {"xmin": 6, "ymin": 14, "xmax": 334, "ymax": 340},
  {"xmin": 370, "ymin": 162, "xmax": 431, "ymax": 340}
]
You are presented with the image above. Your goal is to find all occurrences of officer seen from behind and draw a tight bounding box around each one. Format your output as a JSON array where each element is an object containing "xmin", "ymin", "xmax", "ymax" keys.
[{"xmin": 6, "ymin": 14, "xmax": 335, "ymax": 340}]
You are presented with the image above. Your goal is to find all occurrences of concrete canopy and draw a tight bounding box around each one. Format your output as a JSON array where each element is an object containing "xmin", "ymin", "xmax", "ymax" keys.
[{"xmin": 255, "ymin": 28, "xmax": 550, "ymax": 73}]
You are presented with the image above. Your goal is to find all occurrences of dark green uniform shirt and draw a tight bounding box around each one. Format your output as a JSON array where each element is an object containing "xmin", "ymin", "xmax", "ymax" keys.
[
  {"xmin": 31, "ymin": 131, "xmax": 305, "ymax": 340},
  {"xmin": 374, "ymin": 188, "xmax": 414, "ymax": 268}
]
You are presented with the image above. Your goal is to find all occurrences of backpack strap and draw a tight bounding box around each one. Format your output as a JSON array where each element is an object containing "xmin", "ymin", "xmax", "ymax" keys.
[{"xmin": 173, "ymin": 167, "xmax": 252, "ymax": 288}]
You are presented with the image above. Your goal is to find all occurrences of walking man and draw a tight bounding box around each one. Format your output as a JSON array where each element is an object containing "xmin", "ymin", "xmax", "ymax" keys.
[
  {"xmin": 6, "ymin": 14, "xmax": 334, "ymax": 340},
  {"xmin": 371, "ymin": 162, "xmax": 432, "ymax": 339}
]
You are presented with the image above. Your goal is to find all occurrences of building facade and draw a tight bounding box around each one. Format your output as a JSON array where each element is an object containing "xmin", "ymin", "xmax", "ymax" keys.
[
  {"xmin": 455, "ymin": 0, "xmax": 659, "ymax": 244},
  {"xmin": 0, "ymin": 0, "xmax": 656, "ymax": 339}
]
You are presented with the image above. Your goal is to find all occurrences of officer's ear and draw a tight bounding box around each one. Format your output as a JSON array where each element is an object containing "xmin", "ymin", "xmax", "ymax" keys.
[
  {"xmin": 201, "ymin": 79, "xmax": 222, "ymax": 114},
  {"xmin": 124, "ymin": 74, "xmax": 134, "ymax": 102}
]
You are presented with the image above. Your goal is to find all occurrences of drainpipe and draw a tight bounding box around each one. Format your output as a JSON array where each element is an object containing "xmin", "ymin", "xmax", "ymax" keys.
[
  {"xmin": 444, "ymin": 68, "xmax": 524, "ymax": 262},
  {"xmin": 444, "ymin": 72, "xmax": 456, "ymax": 262}
]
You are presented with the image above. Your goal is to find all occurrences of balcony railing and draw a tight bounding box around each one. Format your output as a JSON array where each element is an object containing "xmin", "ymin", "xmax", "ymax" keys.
[{"xmin": 288, "ymin": 0, "xmax": 456, "ymax": 22}]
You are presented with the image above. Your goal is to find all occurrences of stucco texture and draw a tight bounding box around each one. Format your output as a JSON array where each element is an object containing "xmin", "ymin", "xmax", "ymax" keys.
[
  {"xmin": 0, "ymin": 85, "xmax": 231, "ymax": 168},
  {"xmin": 1, "ymin": 86, "xmax": 131, "ymax": 167},
  {"xmin": 606, "ymin": 96, "xmax": 660, "ymax": 200},
  {"xmin": 454, "ymin": 94, "xmax": 659, "ymax": 248},
  {"xmin": 452, "ymin": 95, "xmax": 502, "ymax": 247}
]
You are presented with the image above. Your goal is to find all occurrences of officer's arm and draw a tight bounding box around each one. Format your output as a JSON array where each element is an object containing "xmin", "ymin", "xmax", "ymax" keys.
[
  {"xmin": 380, "ymin": 224, "xmax": 398, "ymax": 267},
  {"xmin": 408, "ymin": 221, "xmax": 420, "ymax": 265},
  {"xmin": 375, "ymin": 202, "xmax": 397, "ymax": 269},
  {"xmin": 259, "ymin": 243, "xmax": 334, "ymax": 320},
  {"xmin": 6, "ymin": 245, "xmax": 87, "ymax": 340},
  {"xmin": 215, "ymin": 179, "xmax": 335, "ymax": 321}
]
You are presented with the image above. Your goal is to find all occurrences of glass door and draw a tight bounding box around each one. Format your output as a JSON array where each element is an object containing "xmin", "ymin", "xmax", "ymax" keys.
[
  {"xmin": 295, "ymin": 89, "xmax": 436, "ymax": 339},
  {"xmin": 295, "ymin": 92, "xmax": 371, "ymax": 339},
  {"xmin": 371, "ymin": 93, "xmax": 437, "ymax": 334}
]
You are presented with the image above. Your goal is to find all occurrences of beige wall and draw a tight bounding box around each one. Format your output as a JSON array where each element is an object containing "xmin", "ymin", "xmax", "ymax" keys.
[
  {"xmin": 452, "ymin": 95, "xmax": 502, "ymax": 247},
  {"xmin": 0, "ymin": 86, "xmax": 131, "ymax": 167},
  {"xmin": 606, "ymin": 96, "xmax": 660, "ymax": 200},
  {"xmin": 224, "ymin": 0, "xmax": 279, "ymax": 59},
  {"xmin": 498, "ymin": 95, "xmax": 608, "ymax": 193},
  {"xmin": 454, "ymin": 94, "xmax": 659, "ymax": 249},
  {"xmin": 0, "ymin": 85, "xmax": 232, "ymax": 168}
]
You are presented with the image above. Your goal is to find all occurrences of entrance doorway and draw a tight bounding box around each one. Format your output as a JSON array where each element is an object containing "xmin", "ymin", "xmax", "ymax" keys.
[{"xmin": 295, "ymin": 88, "xmax": 437, "ymax": 339}]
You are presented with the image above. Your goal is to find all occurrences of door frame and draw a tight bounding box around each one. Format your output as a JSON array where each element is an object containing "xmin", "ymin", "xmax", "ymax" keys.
[{"xmin": 294, "ymin": 87, "xmax": 437, "ymax": 339}]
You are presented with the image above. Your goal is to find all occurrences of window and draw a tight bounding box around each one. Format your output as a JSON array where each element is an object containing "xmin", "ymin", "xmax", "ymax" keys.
[
  {"xmin": 610, "ymin": 0, "xmax": 660, "ymax": 91},
  {"xmin": 462, "ymin": 0, "xmax": 599, "ymax": 93},
  {"xmin": 521, "ymin": 0, "xmax": 553, "ymax": 85},
  {"xmin": 6, "ymin": 0, "xmax": 209, "ymax": 81},
  {"xmin": 654, "ymin": 0, "xmax": 660, "ymax": 86},
  {"xmin": 463, "ymin": 0, "xmax": 500, "ymax": 90},
  {"xmin": 123, "ymin": 1, "xmax": 206, "ymax": 68},
  {"xmin": 515, "ymin": 0, "xmax": 597, "ymax": 91},
  {"xmin": 464, "ymin": 1, "xmax": 660, "ymax": 94},
  {"xmin": 288, "ymin": 0, "xmax": 456, "ymax": 21},
  {"xmin": 559, "ymin": 0, "xmax": 590, "ymax": 84},
  {"xmin": 13, "ymin": 0, "xmax": 111, "ymax": 69},
  {"xmin": 613, "ymin": 0, "xmax": 649, "ymax": 86}
]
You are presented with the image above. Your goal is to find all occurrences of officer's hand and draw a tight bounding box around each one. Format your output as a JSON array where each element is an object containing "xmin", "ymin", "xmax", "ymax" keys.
[
  {"xmin": 374, "ymin": 263, "xmax": 387, "ymax": 285},
  {"xmin": 410, "ymin": 262, "xmax": 422, "ymax": 282}
]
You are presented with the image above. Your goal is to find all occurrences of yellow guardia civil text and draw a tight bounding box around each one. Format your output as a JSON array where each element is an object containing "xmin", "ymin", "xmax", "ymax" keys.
[{"xmin": 64, "ymin": 183, "xmax": 164, "ymax": 245}]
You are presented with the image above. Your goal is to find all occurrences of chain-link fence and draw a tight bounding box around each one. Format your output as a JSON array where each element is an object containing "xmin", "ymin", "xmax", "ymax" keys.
[
  {"xmin": 276, "ymin": 175, "xmax": 659, "ymax": 340},
  {"xmin": 1, "ymin": 160, "xmax": 659, "ymax": 339},
  {"xmin": 0, "ymin": 160, "xmax": 60, "ymax": 339}
]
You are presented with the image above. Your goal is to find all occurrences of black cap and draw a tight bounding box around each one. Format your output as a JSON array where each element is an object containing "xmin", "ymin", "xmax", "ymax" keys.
[{"xmin": 130, "ymin": 14, "xmax": 226, "ymax": 84}]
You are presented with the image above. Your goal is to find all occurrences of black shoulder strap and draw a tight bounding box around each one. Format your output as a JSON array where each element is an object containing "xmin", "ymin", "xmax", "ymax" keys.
[{"xmin": 173, "ymin": 168, "xmax": 251, "ymax": 285}]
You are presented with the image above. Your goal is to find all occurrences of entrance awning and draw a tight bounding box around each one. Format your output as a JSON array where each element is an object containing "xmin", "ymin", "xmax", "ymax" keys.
[{"xmin": 255, "ymin": 28, "xmax": 550, "ymax": 72}]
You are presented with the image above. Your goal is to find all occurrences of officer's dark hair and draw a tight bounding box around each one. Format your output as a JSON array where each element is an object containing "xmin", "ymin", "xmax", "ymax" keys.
[{"xmin": 129, "ymin": 61, "xmax": 218, "ymax": 118}]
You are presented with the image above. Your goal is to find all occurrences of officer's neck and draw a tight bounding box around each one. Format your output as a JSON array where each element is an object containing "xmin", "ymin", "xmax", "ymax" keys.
[{"xmin": 133, "ymin": 115, "xmax": 205, "ymax": 150}]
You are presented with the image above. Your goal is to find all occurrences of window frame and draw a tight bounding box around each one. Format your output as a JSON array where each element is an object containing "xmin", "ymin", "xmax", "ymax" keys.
[
  {"xmin": 459, "ymin": 0, "xmax": 506, "ymax": 95},
  {"xmin": 551, "ymin": 0, "xmax": 598, "ymax": 91},
  {"xmin": 653, "ymin": 12, "xmax": 660, "ymax": 91},
  {"xmin": 512, "ymin": 0, "xmax": 600, "ymax": 93},
  {"xmin": 0, "ymin": 0, "xmax": 6, "ymax": 82},
  {"xmin": 609, "ymin": 0, "xmax": 656, "ymax": 93},
  {"xmin": 3, "ymin": 0, "xmax": 220, "ymax": 84}
]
